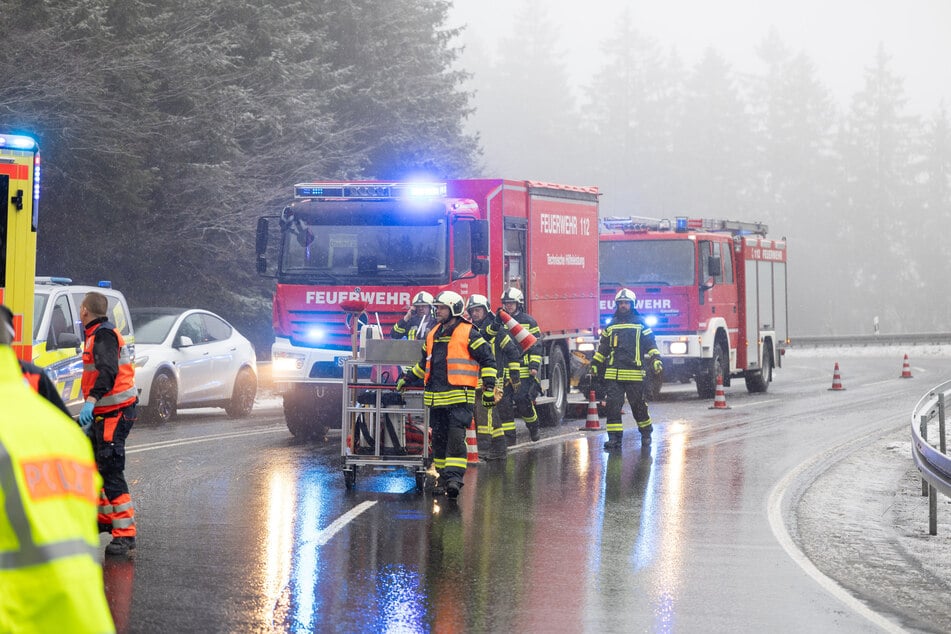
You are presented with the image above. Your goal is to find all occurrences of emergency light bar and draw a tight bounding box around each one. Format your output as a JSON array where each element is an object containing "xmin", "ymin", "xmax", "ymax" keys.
[
  {"xmin": 0, "ymin": 133, "xmax": 36, "ymax": 151},
  {"xmin": 602, "ymin": 216, "xmax": 768, "ymax": 236},
  {"xmin": 294, "ymin": 182, "xmax": 447, "ymax": 200}
]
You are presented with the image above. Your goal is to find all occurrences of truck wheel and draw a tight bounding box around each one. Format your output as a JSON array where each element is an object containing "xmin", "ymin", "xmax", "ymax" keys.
[
  {"xmin": 143, "ymin": 372, "xmax": 177, "ymax": 424},
  {"xmin": 696, "ymin": 344, "xmax": 726, "ymax": 399},
  {"xmin": 536, "ymin": 346, "xmax": 567, "ymax": 427},
  {"xmin": 745, "ymin": 347, "xmax": 773, "ymax": 393},
  {"xmin": 225, "ymin": 368, "xmax": 257, "ymax": 418}
]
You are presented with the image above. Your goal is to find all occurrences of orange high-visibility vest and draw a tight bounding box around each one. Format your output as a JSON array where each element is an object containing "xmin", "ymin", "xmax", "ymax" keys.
[
  {"xmin": 424, "ymin": 322, "xmax": 479, "ymax": 388},
  {"xmin": 81, "ymin": 321, "xmax": 137, "ymax": 414}
]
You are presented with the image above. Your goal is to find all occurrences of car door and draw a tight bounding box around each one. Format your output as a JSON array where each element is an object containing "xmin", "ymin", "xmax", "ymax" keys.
[
  {"xmin": 172, "ymin": 313, "xmax": 217, "ymax": 404},
  {"xmin": 199, "ymin": 313, "xmax": 237, "ymax": 399},
  {"xmin": 34, "ymin": 291, "xmax": 85, "ymax": 414}
]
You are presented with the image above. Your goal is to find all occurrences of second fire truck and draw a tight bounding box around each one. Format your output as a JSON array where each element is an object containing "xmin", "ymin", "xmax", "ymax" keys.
[{"xmin": 598, "ymin": 216, "xmax": 788, "ymax": 398}]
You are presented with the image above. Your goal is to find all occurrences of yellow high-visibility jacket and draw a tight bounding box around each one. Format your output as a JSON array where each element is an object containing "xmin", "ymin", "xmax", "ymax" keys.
[{"xmin": 0, "ymin": 346, "xmax": 115, "ymax": 634}]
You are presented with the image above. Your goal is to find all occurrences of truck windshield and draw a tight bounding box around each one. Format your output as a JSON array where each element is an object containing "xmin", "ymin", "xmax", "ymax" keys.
[
  {"xmin": 280, "ymin": 209, "xmax": 448, "ymax": 284},
  {"xmin": 599, "ymin": 239, "xmax": 695, "ymax": 286}
]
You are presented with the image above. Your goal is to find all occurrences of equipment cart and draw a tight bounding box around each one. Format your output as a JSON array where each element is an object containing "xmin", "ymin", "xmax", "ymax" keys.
[{"xmin": 341, "ymin": 339, "xmax": 430, "ymax": 491}]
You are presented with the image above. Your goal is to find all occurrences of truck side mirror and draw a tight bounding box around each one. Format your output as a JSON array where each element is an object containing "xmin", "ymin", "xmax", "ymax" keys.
[
  {"xmin": 471, "ymin": 220, "xmax": 489, "ymax": 257},
  {"xmin": 256, "ymin": 218, "xmax": 269, "ymax": 274},
  {"xmin": 471, "ymin": 259, "xmax": 489, "ymax": 275}
]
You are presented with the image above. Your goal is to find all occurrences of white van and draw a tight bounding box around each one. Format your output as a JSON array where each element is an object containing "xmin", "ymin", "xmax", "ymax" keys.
[{"xmin": 32, "ymin": 277, "xmax": 135, "ymax": 416}]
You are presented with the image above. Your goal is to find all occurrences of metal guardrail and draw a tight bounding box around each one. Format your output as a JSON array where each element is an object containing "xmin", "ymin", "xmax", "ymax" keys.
[
  {"xmin": 790, "ymin": 332, "xmax": 951, "ymax": 347},
  {"xmin": 911, "ymin": 381, "xmax": 951, "ymax": 535}
]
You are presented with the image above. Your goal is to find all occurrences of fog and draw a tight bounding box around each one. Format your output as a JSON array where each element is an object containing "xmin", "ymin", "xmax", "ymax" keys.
[{"xmin": 448, "ymin": 0, "xmax": 951, "ymax": 336}]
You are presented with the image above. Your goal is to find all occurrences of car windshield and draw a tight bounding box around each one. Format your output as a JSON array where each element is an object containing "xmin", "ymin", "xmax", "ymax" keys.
[
  {"xmin": 32, "ymin": 292, "xmax": 50, "ymax": 339},
  {"xmin": 133, "ymin": 311, "xmax": 181, "ymax": 344},
  {"xmin": 599, "ymin": 239, "xmax": 696, "ymax": 286}
]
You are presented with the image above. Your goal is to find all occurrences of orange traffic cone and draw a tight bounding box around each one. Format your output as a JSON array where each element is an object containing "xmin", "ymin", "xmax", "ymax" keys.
[
  {"xmin": 709, "ymin": 375, "xmax": 731, "ymax": 409},
  {"xmin": 828, "ymin": 362, "xmax": 845, "ymax": 391},
  {"xmin": 900, "ymin": 354, "xmax": 913, "ymax": 379},
  {"xmin": 466, "ymin": 418, "xmax": 480, "ymax": 464},
  {"xmin": 580, "ymin": 390, "xmax": 602, "ymax": 431}
]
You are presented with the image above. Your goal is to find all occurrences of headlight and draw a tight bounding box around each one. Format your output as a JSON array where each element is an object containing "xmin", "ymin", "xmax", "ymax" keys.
[
  {"xmin": 668, "ymin": 341, "xmax": 688, "ymax": 355},
  {"xmin": 273, "ymin": 352, "xmax": 305, "ymax": 372}
]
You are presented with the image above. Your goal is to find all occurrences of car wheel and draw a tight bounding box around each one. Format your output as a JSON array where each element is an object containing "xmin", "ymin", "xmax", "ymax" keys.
[
  {"xmin": 225, "ymin": 368, "xmax": 257, "ymax": 418},
  {"xmin": 143, "ymin": 372, "xmax": 177, "ymax": 424}
]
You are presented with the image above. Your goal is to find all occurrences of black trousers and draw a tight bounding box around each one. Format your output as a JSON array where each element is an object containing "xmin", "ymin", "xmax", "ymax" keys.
[{"xmin": 91, "ymin": 404, "xmax": 136, "ymax": 499}]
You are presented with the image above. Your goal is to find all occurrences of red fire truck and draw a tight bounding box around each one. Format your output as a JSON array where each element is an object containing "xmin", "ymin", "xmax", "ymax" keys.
[
  {"xmin": 598, "ymin": 216, "xmax": 788, "ymax": 398},
  {"xmin": 256, "ymin": 179, "xmax": 600, "ymax": 439}
]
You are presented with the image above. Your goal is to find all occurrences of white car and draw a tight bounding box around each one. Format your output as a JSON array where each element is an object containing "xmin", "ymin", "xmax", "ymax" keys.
[{"xmin": 132, "ymin": 307, "xmax": 258, "ymax": 423}]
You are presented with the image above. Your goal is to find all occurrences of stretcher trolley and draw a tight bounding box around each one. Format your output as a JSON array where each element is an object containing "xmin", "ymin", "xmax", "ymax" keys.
[{"xmin": 341, "ymin": 339, "xmax": 430, "ymax": 491}]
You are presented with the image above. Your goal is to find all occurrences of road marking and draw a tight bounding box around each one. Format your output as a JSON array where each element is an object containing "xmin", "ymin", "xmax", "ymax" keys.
[
  {"xmin": 313, "ymin": 501, "xmax": 376, "ymax": 547},
  {"xmin": 767, "ymin": 451, "xmax": 905, "ymax": 633},
  {"xmin": 127, "ymin": 427, "xmax": 286, "ymax": 453},
  {"xmin": 726, "ymin": 398, "xmax": 779, "ymax": 409}
]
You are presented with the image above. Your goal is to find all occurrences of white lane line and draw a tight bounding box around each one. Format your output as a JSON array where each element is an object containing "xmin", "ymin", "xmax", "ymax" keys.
[
  {"xmin": 767, "ymin": 457, "xmax": 905, "ymax": 633},
  {"xmin": 726, "ymin": 398, "xmax": 780, "ymax": 409},
  {"xmin": 313, "ymin": 501, "xmax": 376, "ymax": 547},
  {"xmin": 127, "ymin": 427, "xmax": 286, "ymax": 453}
]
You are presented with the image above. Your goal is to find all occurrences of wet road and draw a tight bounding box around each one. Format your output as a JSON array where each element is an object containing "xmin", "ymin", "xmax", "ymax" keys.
[{"xmin": 106, "ymin": 352, "xmax": 950, "ymax": 633}]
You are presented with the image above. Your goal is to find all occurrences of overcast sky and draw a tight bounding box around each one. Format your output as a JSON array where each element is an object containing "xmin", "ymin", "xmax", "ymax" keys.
[{"xmin": 449, "ymin": 0, "xmax": 951, "ymax": 113}]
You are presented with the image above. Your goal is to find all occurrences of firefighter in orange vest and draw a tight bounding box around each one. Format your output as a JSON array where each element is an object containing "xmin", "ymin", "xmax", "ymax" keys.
[
  {"xmin": 79, "ymin": 291, "xmax": 139, "ymax": 557},
  {"xmin": 0, "ymin": 303, "xmax": 116, "ymax": 633},
  {"xmin": 397, "ymin": 291, "xmax": 497, "ymax": 498},
  {"xmin": 1, "ymin": 304, "xmax": 70, "ymax": 416}
]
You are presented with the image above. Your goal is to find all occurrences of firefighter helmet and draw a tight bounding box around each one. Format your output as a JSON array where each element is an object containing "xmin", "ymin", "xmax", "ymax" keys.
[
  {"xmin": 615, "ymin": 288, "xmax": 637, "ymax": 303},
  {"xmin": 433, "ymin": 291, "xmax": 465, "ymax": 317},
  {"xmin": 466, "ymin": 294, "xmax": 490, "ymax": 313},
  {"xmin": 412, "ymin": 291, "xmax": 434, "ymax": 306},
  {"xmin": 500, "ymin": 288, "xmax": 524, "ymax": 306}
]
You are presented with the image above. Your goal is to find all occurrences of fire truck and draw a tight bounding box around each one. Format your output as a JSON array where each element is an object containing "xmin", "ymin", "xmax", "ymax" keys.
[
  {"xmin": 598, "ymin": 216, "xmax": 788, "ymax": 399},
  {"xmin": 256, "ymin": 179, "xmax": 601, "ymax": 439},
  {"xmin": 0, "ymin": 132, "xmax": 41, "ymax": 361}
]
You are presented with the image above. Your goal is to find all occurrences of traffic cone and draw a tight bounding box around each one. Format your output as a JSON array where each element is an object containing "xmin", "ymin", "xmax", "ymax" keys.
[
  {"xmin": 900, "ymin": 354, "xmax": 913, "ymax": 379},
  {"xmin": 580, "ymin": 390, "xmax": 602, "ymax": 431},
  {"xmin": 498, "ymin": 309, "xmax": 538, "ymax": 352},
  {"xmin": 709, "ymin": 375, "xmax": 731, "ymax": 409},
  {"xmin": 828, "ymin": 362, "xmax": 845, "ymax": 391},
  {"xmin": 466, "ymin": 418, "xmax": 480, "ymax": 464}
]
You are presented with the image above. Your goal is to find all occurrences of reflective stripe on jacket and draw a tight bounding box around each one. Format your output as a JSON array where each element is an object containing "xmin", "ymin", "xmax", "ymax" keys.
[
  {"xmin": 0, "ymin": 347, "xmax": 115, "ymax": 633},
  {"xmin": 81, "ymin": 320, "xmax": 137, "ymax": 414}
]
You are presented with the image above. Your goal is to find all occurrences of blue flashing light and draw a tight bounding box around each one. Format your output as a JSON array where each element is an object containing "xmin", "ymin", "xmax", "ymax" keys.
[
  {"xmin": 644, "ymin": 315, "xmax": 658, "ymax": 327},
  {"xmin": 0, "ymin": 133, "xmax": 37, "ymax": 151},
  {"xmin": 675, "ymin": 216, "xmax": 688, "ymax": 232},
  {"xmin": 404, "ymin": 183, "xmax": 446, "ymax": 198},
  {"xmin": 97, "ymin": 280, "xmax": 112, "ymax": 288}
]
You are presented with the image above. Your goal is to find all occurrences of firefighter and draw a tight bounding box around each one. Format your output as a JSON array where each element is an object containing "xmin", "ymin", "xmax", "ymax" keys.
[
  {"xmin": 390, "ymin": 291, "xmax": 434, "ymax": 340},
  {"xmin": 466, "ymin": 294, "xmax": 499, "ymax": 457},
  {"xmin": 1, "ymin": 305, "xmax": 70, "ymax": 416},
  {"xmin": 590, "ymin": 288, "xmax": 663, "ymax": 449},
  {"xmin": 0, "ymin": 307, "xmax": 116, "ymax": 633},
  {"xmin": 397, "ymin": 291, "xmax": 497, "ymax": 498},
  {"xmin": 487, "ymin": 287, "xmax": 543, "ymax": 444},
  {"xmin": 79, "ymin": 292, "xmax": 139, "ymax": 557}
]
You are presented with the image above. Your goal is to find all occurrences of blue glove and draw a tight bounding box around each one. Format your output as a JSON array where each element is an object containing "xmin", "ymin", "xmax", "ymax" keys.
[{"xmin": 79, "ymin": 401, "xmax": 95, "ymax": 430}]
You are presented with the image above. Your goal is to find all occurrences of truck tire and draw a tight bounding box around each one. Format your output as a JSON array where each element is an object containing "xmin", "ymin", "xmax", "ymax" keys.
[
  {"xmin": 142, "ymin": 372, "xmax": 177, "ymax": 424},
  {"xmin": 696, "ymin": 343, "xmax": 726, "ymax": 399},
  {"xmin": 284, "ymin": 384, "xmax": 340, "ymax": 440},
  {"xmin": 536, "ymin": 346, "xmax": 567, "ymax": 427},
  {"xmin": 745, "ymin": 346, "xmax": 773, "ymax": 393}
]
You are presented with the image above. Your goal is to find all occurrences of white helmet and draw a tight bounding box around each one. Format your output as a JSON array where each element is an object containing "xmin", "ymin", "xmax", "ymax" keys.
[
  {"xmin": 615, "ymin": 288, "xmax": 636, "ymax": 303},
  {"xmin": 433, "ymin": 291, "xmax": 465, "ymax": 317},
  {"xmin": 412, "ymin": 291, "xmax": 434, "ymax": 306},
  {"xmin": 466, "ymin": 294, "xmax": 490, "ymax": 313},
  {"xmin": 500, "ymin": 288, "xmax": 524, "ymax": 306}
]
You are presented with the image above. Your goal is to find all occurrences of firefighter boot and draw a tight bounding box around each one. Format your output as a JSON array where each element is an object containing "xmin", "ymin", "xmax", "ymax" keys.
[
  {"xmin": 485, "ymin": 436, "xmax": 508, "ymax": 461},
  {"xmin": 446, "ymin": 480, "xmax": 463, "ymax": 499},
  {"xmin": 432, "ymin": 474, "xmax": 447, "ymax": 495},
  {"xmin": 527, "ymin": 422, "xmax": 540, "ymax": 442},
  {"xmin": 603, "ymin": 432, "xmax": 623, "ymax": 451},
  {"xmin": 639, "ymin": 424, "xmax": 653, "ymax": 444},
  {"xmin": 105, "ymin": 536, "xmax": 136, "ymax": 558}
]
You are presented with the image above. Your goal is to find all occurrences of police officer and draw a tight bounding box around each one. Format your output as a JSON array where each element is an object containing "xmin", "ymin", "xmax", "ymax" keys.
[
  {"xmin": 0, "ymin": 305, "xmax": 69, "ymax": 415},
  {"xmin": 390, "ymin": 291, "xmax": 434, "ymax": 340},
  {"xmin": 398, "ymin": 291, "xmax": 497, "ymax": 498},
  {"xmin": 0, "ymin": 307, "xmax": 116, "ymax": 633},
  {"xmin": 590, "ymin": 288, "xmax": 663, "ymax": 449},
  {"xmin": 487, "ymin": 288, "xmax": 543, "ymax": 444},
  {"xmin": 79, "ymin": 292, "xmax": 139, "ymax": 557}
]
